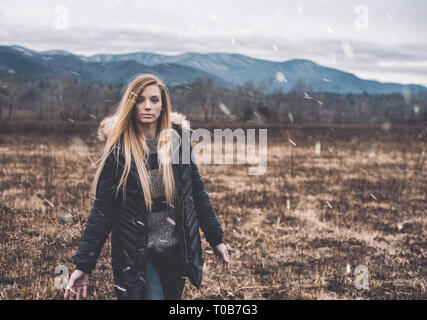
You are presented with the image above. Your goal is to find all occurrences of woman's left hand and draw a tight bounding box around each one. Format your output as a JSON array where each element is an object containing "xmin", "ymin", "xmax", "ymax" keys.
[{"xmin": 213, "ymin": 243, "xmax": 229, "ymax": 272}]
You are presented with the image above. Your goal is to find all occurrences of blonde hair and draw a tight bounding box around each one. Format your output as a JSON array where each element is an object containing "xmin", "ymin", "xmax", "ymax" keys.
[{"xmin": 90, "ymin": 73, "xmax": 179, "ymax": 212}]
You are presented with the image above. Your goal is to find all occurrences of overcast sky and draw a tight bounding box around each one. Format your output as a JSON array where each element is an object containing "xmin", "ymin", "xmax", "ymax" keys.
[{"xmin": 0, "ymin": 0, "xmax": 426, "ymax": 86}]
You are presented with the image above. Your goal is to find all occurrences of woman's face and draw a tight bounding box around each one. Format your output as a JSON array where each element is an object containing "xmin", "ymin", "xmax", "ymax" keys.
[{"xmin": 134, "ymin": 84, "xmax": 163, "ymax": 125}]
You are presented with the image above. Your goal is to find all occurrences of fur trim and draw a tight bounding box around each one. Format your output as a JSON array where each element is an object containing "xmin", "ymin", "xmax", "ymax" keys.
[{"xmin": 97, "ymin": 111, "xmax": 191, "ymax": 142}]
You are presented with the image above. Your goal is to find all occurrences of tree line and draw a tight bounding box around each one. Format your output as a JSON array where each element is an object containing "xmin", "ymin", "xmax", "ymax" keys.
[{"xmin": 0, "ymin": 71, "xmax": 425, "ymax": 125}]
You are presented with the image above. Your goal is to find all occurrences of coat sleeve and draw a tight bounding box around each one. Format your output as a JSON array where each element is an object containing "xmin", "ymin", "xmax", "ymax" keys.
[
  {"xmin": 72, "ymin": 152, "xmax": 120, "ymax": 275},
  {"xmin": 189, "ymin": 144, "xmax": 225, "ymax": 248}
]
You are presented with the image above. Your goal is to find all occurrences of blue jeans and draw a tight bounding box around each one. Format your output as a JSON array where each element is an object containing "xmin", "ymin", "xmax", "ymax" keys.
[{"xmin": 142, "ymin": 248, "xmax": 186, "ymax": 300}]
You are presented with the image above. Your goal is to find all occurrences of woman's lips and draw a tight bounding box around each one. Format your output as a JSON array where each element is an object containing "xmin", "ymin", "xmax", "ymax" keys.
[{"xmin": 142, "ymin": 114, "xmax": 153, "ymax": 118}]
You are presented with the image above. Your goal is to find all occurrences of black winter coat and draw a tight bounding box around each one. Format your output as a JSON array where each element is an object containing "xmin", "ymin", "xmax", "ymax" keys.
[{"xmin": 72, "ymin": 116, "xmax": 225, "ymax": 299}]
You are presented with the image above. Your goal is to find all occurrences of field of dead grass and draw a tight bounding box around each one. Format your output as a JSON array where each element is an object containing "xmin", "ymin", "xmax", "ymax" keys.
[{"xmin": 0, "ymin": 125, "xmax": 425, "ymax": 299}]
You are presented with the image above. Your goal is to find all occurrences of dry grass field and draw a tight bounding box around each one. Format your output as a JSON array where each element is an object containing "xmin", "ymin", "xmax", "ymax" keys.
[{"xmin": 0, "ymin": 124, "xmax": 425, "ymax": 299}]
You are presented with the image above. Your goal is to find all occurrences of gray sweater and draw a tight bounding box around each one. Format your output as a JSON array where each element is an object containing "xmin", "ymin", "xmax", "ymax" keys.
[{"xmin": 145, "ymin": 138, "xmax": 180, "ymax": 254}]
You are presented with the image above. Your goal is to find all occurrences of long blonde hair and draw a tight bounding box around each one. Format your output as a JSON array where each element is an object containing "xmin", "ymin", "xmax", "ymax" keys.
[{"xmin": 90, "ymin": 73, "xmax": 179, "ymax": 212}]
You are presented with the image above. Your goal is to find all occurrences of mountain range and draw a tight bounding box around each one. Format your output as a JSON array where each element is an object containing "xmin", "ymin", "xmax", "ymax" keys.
[{"xmin": 1, "ymin": 44, "xmax": 425, "ymax": 95}]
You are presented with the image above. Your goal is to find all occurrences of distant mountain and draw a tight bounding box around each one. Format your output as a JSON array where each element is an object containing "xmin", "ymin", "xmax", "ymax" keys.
[
  {"xmin": 0, "ymin": 45, "xmax": 229, "ymax": 87},
  {"xmin": 1, "ymin": 44, "xmax": 426, "ymax": 94}
]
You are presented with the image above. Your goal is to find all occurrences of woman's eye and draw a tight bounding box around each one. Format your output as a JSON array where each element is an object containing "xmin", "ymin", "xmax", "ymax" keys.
[{"xmin": 136, "ymin": 98, "xmax": 158, "ymax": 103}]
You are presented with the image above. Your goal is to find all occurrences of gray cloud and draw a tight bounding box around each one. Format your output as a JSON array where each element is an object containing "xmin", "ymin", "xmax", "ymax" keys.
[{"xmin": 0, "ymin": 0, "xmax": 426, "ymax": 86}]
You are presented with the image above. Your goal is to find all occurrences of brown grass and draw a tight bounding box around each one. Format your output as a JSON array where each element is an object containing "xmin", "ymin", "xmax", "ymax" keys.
[{"xmin": 0, "ymin": 125, "xmax": 425, "ymax": 300}]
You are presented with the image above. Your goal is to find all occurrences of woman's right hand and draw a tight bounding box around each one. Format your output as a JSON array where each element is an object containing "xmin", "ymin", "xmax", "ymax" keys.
[{"xmin": 64, "ymin": 269, "xmax": 89, "ymax": 300}]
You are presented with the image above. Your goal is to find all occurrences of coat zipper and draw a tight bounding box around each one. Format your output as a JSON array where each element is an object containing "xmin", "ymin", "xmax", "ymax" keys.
[
  {"xmin": 178, "ymin": 174, "xmax": 198, "ymax": 285},
  {"xmin": 179, "ymin": 184, "xmax": 189, "ymax": 265}
]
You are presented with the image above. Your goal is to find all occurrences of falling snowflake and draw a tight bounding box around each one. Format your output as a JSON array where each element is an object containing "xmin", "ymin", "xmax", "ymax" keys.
[
  {"xmin": 166, "ymin": 217, "xmax": 176, "ymax": 226},
  {"xmin": 276, "ymin": 72, "xmax": 287, "ymax": 83},
  {"xmin": 65, "ymin": 192, "xmax": 76, "ymax": 199},
  {"xmin": 114, "ymin": 284, "xmax": 127, "ymax": 292},
  {"xmin": 60, "ymin": 212, "xmax": 72, "ymax": 223},
  {"xmin": 414, "ymin": 104, "xmax": 420, "ymax": 115},
  {"xmin": 315, "ymin": 142, "xmax": 321, "ymax": 155},
  {"xmin": 186, "ymin": 21, "xmax": 195, "ymax": 29},
  {"xmin": 341, "ymin": 41, "xmax": 355, "ymax": 60},
  {"xmin": 304, "ymin": 92, "xmax": 313, "ymax": 100},
  {"xmin": 44, "ymin": 199, "xmax": 55, "ymax": 208},
  {"xmin": 381, "ymin": 121, "xmax": 391, "ymax": 131},
  {"xmin": 219, "ymin": 102, "xmax": 231, "ymax": 115},
  {"xmin": 208, "ymin": 13, "xmax": 218, "ymax": 22}
]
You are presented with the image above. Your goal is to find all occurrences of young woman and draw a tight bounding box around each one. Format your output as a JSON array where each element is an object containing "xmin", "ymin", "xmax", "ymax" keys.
[{"xmin": 64, "ymin": 74, "xmax": 229, "ymax": 300}]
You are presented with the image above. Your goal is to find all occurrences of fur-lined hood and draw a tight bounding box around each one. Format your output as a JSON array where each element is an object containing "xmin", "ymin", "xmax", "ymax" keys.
[{"xmin": 97, "ymin": 111, "xmax": 191, "ymax": 142}]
